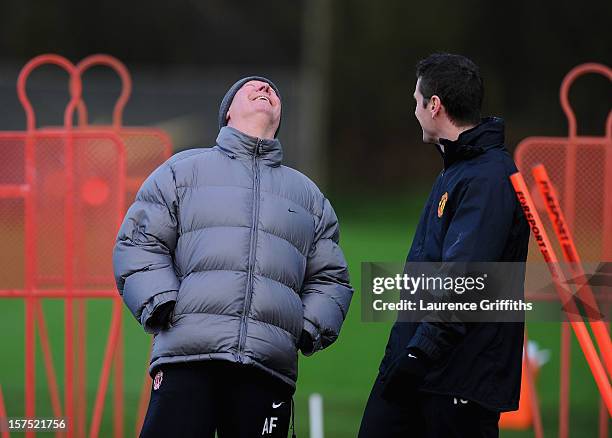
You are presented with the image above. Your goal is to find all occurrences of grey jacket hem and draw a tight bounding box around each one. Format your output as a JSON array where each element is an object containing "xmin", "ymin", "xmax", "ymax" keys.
[
  {"xmin": 418, "ymin": 387, "xmax": 519, "ymax": 413},
  {"xmin": 149, "ymin": 352, "xmax": 297, "ymax": 389}
]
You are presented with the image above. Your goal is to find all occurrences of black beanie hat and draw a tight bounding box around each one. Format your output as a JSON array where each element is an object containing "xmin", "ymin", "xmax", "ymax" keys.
[{"xmin": 218, "ymin": 76, "xmax": 282, "ymax": 137}]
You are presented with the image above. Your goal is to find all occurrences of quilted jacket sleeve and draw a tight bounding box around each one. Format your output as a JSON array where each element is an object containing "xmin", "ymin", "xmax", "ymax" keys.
[
  {"xmin": 113, "ymin": 162, "xmax": 181, "ymax": 334},
  {"xmin": 300, "ymin": 197, "xmax": 353, "ymax": 356}
]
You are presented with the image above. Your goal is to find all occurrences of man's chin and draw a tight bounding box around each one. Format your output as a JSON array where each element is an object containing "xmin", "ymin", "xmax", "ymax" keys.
[
  {"xmin": 422, "ymin": 134, "xmax": 436, "ymax": 145},
  {"xmin": 251, "ymin": 100, "xmax": 275, "ymax": 111},
  {"xmin": 251, "ymin": 106, "xmax": 277, "ymax": 119}
]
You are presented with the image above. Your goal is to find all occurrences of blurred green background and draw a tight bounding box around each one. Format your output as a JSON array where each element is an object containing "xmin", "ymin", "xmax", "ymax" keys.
[
  {"xmin": 0, "ymin": 194, "xmax": 603, "ymax": 437},
  {"xmin": 0, "ymin": 0, "xmax": 609, "ymax": 436}
]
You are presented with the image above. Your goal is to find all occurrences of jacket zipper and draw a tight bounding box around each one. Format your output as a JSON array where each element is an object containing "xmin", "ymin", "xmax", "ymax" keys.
[{"xmin": 238, "ymin": 139, "xmax": 262, "ymax": 359}]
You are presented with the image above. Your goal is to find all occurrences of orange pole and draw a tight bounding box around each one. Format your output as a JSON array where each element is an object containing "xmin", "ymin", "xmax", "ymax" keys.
[
  {"xmin": 0, "ymin": 385, "xmax": 10, "ymax": 438},
  {"xmin": 599, "ymin": 397, "xmax": 609, "ymax": 438},
  {"xmin": 64, "ymin": 130, "xmax": 76, "ymax": 438},
  {"xmin": 113, "ymin": 316, "xmax": 124, "ymax": 438},
  {"xmin": 0, "ymin": 185, "xmax": 28, "ymax": 197},
  {"xmin": 510, "ymin": 172, "xmax": 612, "ymax": 415},
  {"xmin": 36, "ymin": 304, "xmax": 66, "ymax": 438},
  {"xmin": 73, "ymin": 144, "xmax": 86, "ymax": 438},
  {"xmin": 88, "ymin": 299, "xmax": 122, "ymax": 438},
  {"xmin": 523, "ymin": 332, "xmax": 544, "ymax": 438},
  {"xmin": 35, "ymin": 302, "xmax": 63, "ymax": 419},
  {"xmin": 76, "ymin": 299, "xmax": 87, "ymax": 438},
  {"xmin": 24, "ymin": 132, "xmax": 36, "ymax": 438},
  {"xmin": 0, "ymin": 290, "xmax": 117, "ymax": 298},
  {"xmin": 115, "ymin": 127, "xmax": 127, "ymax": 438},
  {"xmin": 532, "ymin": 164, "xmax": 612, "ymax": 377},
  {"xmin": 559, "ymin": 323, "xmax": 571, "ymax": 438},
  {"xmin": 135, "ymin": 339, "xmax": 154, "ymax": 435},
  {"xmin": 75, "ymin": 54, "xmax": 132, "ymax": 130}
]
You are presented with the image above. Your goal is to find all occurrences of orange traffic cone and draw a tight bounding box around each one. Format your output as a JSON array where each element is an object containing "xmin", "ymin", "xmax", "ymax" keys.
[{"xmin": 500, "ymin": 341, "xmax": 550, "ymax": 430}]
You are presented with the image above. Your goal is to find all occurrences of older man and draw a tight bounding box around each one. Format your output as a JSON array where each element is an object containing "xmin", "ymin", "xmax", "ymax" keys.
[{"xmin": 113, "ymin": 76, "xmax": 353, "ymax": 437}]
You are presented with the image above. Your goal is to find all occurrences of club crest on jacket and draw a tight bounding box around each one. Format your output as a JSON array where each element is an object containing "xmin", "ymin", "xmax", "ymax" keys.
[
  {"xmin": 438, "ymin": 192, "xmax": 448, "ymax": 218},
  {"xmin": 153, "ymin": 370, "xmax": 163, "ymax": 390}
]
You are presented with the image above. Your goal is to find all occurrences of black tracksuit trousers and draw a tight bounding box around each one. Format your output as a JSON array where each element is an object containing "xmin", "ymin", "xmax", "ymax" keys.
[
  {"xmin": 140, "ymin": 361, "xmax": 294, "ymax": 438},
  {"xmin": 358, "ymin": 375, "xmax": 500, "ymax": 438}
]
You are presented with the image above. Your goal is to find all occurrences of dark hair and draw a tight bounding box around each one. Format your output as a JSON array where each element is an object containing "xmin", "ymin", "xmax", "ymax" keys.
[{"xmin": 416, "ymin": 53, "xmax": 483, "ymax": 126}]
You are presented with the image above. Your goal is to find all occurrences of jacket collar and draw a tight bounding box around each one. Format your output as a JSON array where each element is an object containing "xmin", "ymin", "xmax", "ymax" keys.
[
  {"xmin": 215, "ymin": 126, "xmax": 283, "ymax": 167},
  {"xmin": 437, "ymin": 117, "xmax": 506, "ymax": 169}
]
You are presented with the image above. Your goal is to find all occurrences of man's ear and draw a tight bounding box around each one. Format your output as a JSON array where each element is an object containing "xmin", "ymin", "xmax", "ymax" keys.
[{"xmin": 430, "ymin": 95, "xmax": 442, "ymax": 118}]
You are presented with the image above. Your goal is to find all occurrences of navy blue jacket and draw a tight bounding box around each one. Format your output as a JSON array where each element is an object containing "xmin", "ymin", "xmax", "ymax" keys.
[{"xmin": 381, "ymin": 117, "xmax": 530, "ymax": 411}]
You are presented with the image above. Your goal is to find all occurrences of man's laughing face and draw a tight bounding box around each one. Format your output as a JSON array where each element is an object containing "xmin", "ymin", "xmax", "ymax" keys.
[{"xmin": 226, "ymin": 80, "xmax": 281, "ymax": 132}]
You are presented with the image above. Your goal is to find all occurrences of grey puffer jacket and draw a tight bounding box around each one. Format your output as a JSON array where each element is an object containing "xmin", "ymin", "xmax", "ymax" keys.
[{"xmin": 113, "ymin": 126, "xmax": 353, "ymax": 387}]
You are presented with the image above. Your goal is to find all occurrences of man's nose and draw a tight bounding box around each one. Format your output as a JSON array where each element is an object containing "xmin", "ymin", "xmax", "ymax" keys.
[{"xmin": 256, "ymin": 83, "xmax": 270, "ymax": 93}]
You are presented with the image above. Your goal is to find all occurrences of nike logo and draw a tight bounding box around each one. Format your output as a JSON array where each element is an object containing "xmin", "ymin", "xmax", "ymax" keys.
[
  {"xmin": 408, "ymin": 353, "xmax": 417, "ymax": 359},
  {"xmin": 288, "ymin": 208, "xmax": 297, "ymax": 213},
  {"xmin": 272, "ymin": 402, "xmax": 284, "ymax": 408}
]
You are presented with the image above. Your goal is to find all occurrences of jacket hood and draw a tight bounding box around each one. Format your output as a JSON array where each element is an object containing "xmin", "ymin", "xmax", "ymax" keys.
[
  {"xmin": 215, "ymin": 126, "xmax": 283, "ymax": 167},
  {"xmin": 437, "ymin": 117, "xmax": 506, "ymax": 169}
]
